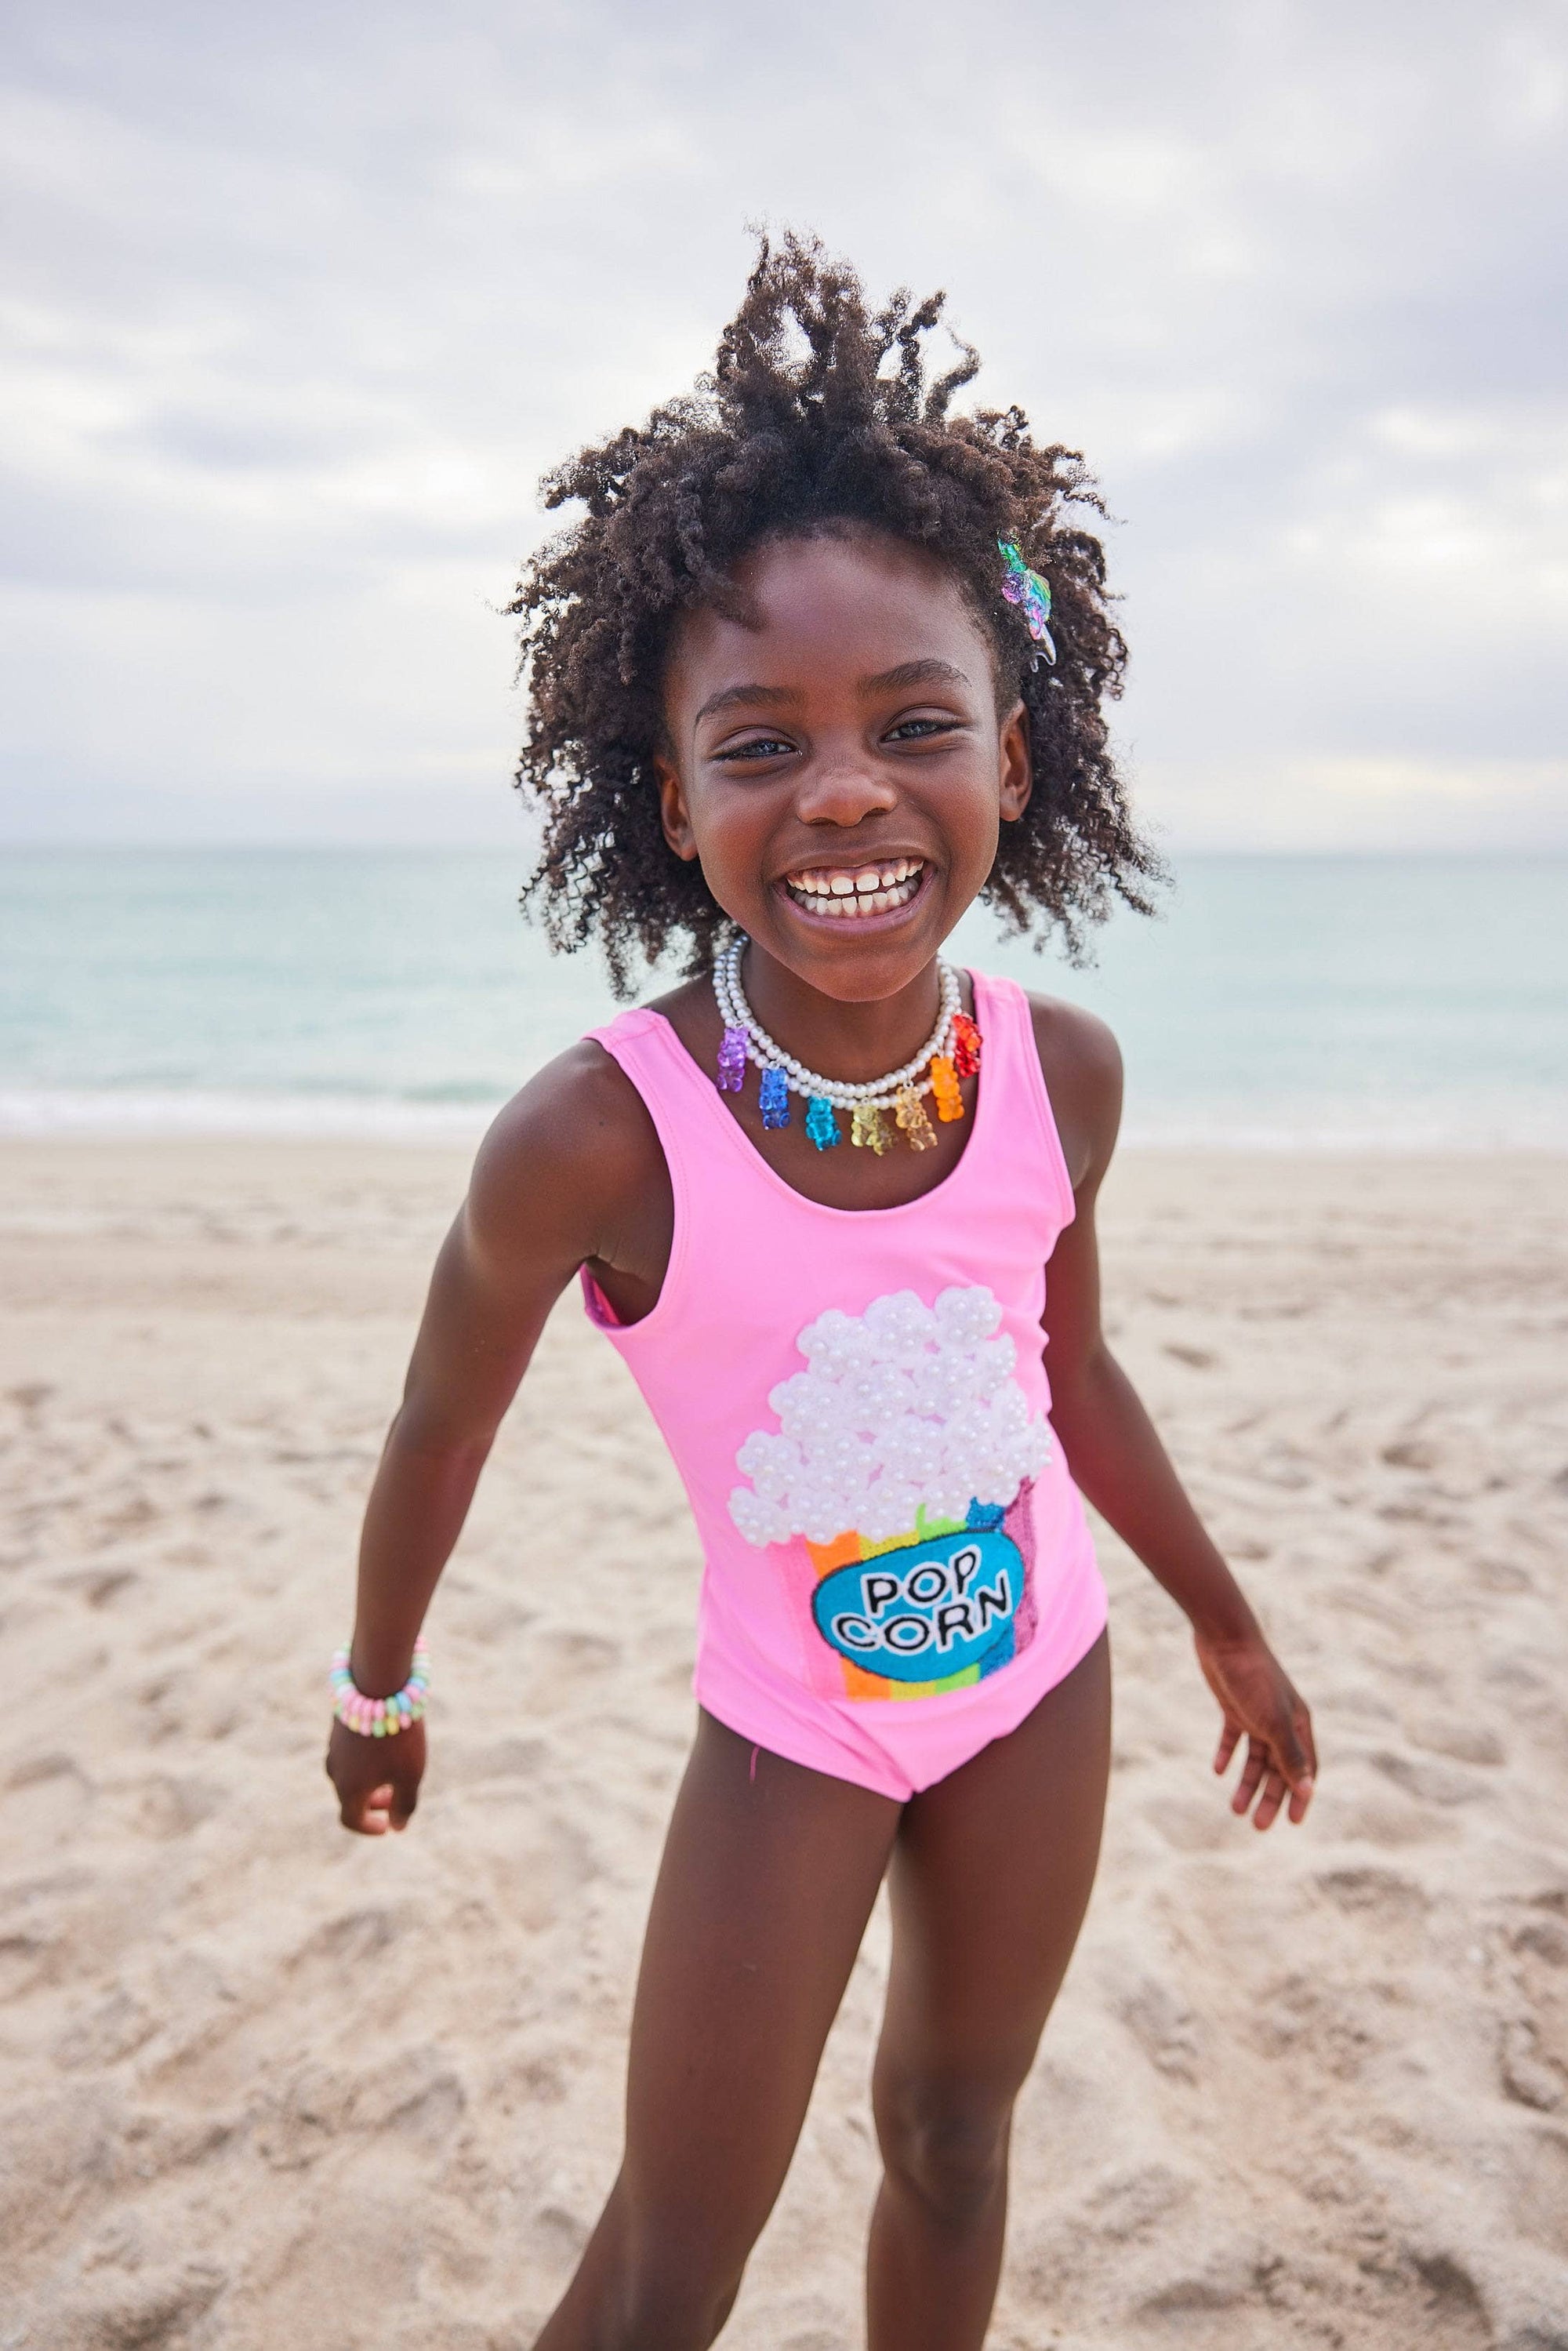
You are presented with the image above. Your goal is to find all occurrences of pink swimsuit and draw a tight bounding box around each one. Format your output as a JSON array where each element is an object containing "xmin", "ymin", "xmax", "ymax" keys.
[{"xmin": 582, "ymin": 969, "xmax": 1107, "ymax": 1801}]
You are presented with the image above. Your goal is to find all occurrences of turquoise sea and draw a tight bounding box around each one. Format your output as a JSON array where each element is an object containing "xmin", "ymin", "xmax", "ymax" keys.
[{"xmin": 2, "ymin": 850, "xmax": 1565, "ymax": 1150}]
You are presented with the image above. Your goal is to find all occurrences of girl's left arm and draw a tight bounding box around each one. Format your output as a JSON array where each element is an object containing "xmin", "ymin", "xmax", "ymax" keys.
[{"xmin": 1034, "ymin": 1000, "xmax": 1316, "ymax": 1832}]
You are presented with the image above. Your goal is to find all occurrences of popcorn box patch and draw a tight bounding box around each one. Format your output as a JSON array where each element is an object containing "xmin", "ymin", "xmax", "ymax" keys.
[
  {"xmin": 811, "ymin": 1510, "xmax": 1022, "ymax": 1684},
  {"xmin": 728, "ymin": 1284, "xmax": 1052, "ymax": 1700}
]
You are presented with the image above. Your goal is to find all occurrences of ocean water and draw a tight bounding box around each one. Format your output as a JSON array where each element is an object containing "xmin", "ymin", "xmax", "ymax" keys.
[{"xmin": 2, "ymin": 849, "xmax": 1565, "ymax": 1150}]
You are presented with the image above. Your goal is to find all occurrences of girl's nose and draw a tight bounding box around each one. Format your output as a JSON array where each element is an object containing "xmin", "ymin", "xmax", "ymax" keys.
[{"xmin": 794, "ymin": 758, "xmax": 898, "ymax": 828}]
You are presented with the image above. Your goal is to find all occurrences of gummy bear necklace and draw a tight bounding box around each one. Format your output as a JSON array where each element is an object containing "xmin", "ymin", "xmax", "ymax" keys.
[{"xmin": 713, "ymin": 936, "xmax": 982, "ymax": 1155}]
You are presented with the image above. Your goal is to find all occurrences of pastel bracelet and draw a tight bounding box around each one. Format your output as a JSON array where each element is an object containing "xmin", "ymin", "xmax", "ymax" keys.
[{"xmin": 330, "ymin": 1636, "xmax": 430, "ymax": 1736}]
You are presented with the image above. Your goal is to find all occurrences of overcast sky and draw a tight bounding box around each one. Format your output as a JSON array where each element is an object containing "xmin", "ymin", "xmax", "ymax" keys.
[{"xmin": 2, "ymin": 0, "xmax": 1565, "ymax": 852}]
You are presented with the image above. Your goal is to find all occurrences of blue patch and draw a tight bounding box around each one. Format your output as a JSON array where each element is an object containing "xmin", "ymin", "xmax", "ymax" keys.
[{"xmin": 811, "ymin": 1524, "xmax": 1023, "ymax": 1683}]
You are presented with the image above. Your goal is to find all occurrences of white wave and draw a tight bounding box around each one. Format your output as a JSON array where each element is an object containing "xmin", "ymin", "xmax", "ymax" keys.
[
  {"xmin": 2, "ymin": 1086, "xmax": 1563, "ymax": 1152},
  {"xmin": 0, "ymin": 1088, "xmax": 499, "ymax": 1142}
]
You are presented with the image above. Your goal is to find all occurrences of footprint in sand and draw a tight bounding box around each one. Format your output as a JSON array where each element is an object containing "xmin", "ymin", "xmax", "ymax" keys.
[
  {"xmin": 1117, "ymin": 1975, "xmax": 1202, "ymax": 2083},
  {"xmin": 256, "ymin": 2046, "xmax": 465, "ymax": 2171},
  {"xmin": 6, "ymin": 1753, "xmax": 93, "ymax": 1847},
  {"xmin": 1501, "ymin": 1909, "xmax": 1568, "ymax": 2114},
  {"xmin": 1134, "ymin": 2242, "xmax": 1490, "ymax": 2350},
  {"xmin": 1082, "ymin": 2160, "xmax": 1196, "ymax": 2242},
  {"xmin": 1316, "ymin": 1863, "xmax": 1430, "ymax": 1922},
  {"xmin": 286, "ymin": 1907, "xmax": 401, "ymax": 1978},
  {"xmin": 13, "ymin": 2261, "xmax": 227, "ymax": 2351},
  {"xmin": 53, "ymin": 1986, "xmax": 156, "ymax": 2069},
  {"xmin": 111, "ymin": 1773, "xmax": 226, "ymax": 1842}
]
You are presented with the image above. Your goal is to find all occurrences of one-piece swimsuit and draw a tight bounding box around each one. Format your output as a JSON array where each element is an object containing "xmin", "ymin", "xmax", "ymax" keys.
[{"xmin": 580, "ymin": 968, "xmax": 1107, "ymax": 1801}]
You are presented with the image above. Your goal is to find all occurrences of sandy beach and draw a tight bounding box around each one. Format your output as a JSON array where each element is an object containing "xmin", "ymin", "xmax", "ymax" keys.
[{"xmin": 2, "ymin": 1136, "xmax": 1566, "ymax": 2350}]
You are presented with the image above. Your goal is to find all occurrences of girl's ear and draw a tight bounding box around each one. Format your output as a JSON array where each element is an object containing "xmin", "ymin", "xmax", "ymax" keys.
[
  {"xmin": 653, "ymin": 748, "xmax": 700, "ymax": 862},
  {"xmin": 999, "ymin": 699, "xmax": 1033, "ymax": 823}
]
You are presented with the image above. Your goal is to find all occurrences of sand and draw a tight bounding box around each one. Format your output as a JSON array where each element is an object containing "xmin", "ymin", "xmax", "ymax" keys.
[{"xmin": 2, "ymin": 1136, "xmax": 1566, "ymax": 2350}]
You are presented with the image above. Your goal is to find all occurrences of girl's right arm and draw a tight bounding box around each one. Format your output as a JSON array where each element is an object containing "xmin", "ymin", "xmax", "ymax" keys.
[{"xmin": 326, "ymin": 1041, "xmax": 668, "ymax": 1835}]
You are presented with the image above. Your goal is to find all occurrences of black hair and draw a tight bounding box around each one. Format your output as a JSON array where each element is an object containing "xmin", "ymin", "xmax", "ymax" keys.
[{"xmin": 510, "ymin": 231, "xmax": 1158, "ymax": 994}]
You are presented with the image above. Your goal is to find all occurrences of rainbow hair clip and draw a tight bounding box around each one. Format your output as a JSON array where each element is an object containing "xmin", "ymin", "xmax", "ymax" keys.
[{"xmin": 998, "ymin": 540, "xmax": 1056, "ymax": 666}]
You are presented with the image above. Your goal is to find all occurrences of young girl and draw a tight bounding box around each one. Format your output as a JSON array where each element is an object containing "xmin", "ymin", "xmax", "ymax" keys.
[{"xmin": 325, "ymin": 235, "xmax": 1316, "ymax": 2350}]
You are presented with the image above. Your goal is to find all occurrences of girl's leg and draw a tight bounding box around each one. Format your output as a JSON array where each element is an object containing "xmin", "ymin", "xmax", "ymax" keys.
[
  {"xmin": 866, "ymin": 1630, "xmax": 1112, "ymax": 2351},
  {"xmin": 532, "ymin": 1709, "xmax": 901, "ymax": 2351}
]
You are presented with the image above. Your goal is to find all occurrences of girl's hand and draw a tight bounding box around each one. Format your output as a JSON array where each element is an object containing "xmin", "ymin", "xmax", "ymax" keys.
[
  {"xmin": 325, "ymin": 1716, "xmax": 426, "ymax": 1835},
  {"xmin": 1194, "ymin": 1630, "xmax": 1316, "ymax": 1830}
]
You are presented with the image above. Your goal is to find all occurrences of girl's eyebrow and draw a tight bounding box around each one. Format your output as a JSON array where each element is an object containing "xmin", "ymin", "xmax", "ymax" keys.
[
  {"xmin": 695, "ymin": 681, "xmax": 798, "ymax": 723},
  {"xmin": 862, "ymin": 657, "xmax": 971, "ymax": 694},
  {"xmin": 695, "ymin": 656, "xmax": 971, "ymax": 726}
]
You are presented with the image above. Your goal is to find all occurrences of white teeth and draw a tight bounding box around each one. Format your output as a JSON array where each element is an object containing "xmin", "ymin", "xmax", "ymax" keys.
[
  {"xmin": 787, "ymin": 858, "xmax": 921, "ymax": 900},
  {"xmin": 782, "ymin": 862, "xmax": 924, "ymax": 919}
]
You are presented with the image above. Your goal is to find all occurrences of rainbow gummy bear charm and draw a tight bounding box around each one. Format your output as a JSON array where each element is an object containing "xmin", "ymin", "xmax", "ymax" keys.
[
  {"xmin": 895, "ymin": 1086, "xmax": 937, "ymax": 1150},
  {"xmin": 850, "ymin": 1102, "xmax": 891, "ymax": 1154},
  {"xmin": 717, "ymin": 1025, "xmax": 749, "ymax": 1093},
  {"xmin": 759, "ymin": 1067, "xmax": 790, "ymax": 1128},
  {"xmin": 929, "ymin": 1055, "xmax": 964, "ymax": 1122},
  {"xmin": 805, "ymin": 1097, "xmax": 840, "ymax": 1150},
  {"xmin": 950, "ymin": 1012, "xmax": 982, "ymax": 1080}
]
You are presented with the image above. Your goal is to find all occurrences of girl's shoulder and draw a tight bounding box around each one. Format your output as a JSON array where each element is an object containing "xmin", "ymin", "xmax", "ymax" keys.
[{"xmin": 464, "ymin": 1034, "xmax": 670, "ymax": 1277}]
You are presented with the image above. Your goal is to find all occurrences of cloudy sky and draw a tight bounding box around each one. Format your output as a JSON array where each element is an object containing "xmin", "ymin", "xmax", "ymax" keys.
[{"xmin": 2, "ymin": 0, "xmax": 1564, "ymax": 852}]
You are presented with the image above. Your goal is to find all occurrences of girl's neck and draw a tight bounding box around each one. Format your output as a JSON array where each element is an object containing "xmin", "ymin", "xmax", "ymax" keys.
[{"xmin": 738, "ymin": 945, "xmax": 946, "ymax": 1085}]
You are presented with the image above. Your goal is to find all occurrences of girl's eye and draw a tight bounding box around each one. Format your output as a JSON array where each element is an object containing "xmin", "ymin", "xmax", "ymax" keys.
[
  {"xmin": 712, "ymin": 736, "xmax": 794, "ymax": 762},
  {"xmin": 886, "ymin": 715, "xmax": 960, "ymax": 743}
]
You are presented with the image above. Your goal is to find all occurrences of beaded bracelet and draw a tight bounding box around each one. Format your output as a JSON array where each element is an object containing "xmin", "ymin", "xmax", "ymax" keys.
[{"xmin": 330, "ymin": 1636, "xmax": 430, "ymax": 1736}]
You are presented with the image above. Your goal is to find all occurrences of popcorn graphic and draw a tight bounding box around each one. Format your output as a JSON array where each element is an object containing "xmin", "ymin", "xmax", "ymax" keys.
[{"xmin": 729, "ymin": 1286, "xmax": 1051, "ymax": 1697}]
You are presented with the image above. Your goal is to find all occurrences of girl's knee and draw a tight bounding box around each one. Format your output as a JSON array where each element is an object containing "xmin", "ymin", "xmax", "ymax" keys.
[{"xmin": 873, "ymin": 2073, "xmax": 1013, "ymax": 2228}]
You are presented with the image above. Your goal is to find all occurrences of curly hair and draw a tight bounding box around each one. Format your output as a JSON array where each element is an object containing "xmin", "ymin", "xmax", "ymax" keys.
[{"xmin": 510, "ymin": 232, "xmax": 1159, "ymax": 994}]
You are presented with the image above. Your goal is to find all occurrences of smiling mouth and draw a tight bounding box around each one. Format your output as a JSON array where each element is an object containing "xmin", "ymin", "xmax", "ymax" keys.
[{"xmin": 781, "ymin": 858, "xmax": 927, "ymax": 920}]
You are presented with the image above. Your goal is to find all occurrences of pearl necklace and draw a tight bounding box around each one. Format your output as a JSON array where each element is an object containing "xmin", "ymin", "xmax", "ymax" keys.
[
  {"xmin": 716, "ymin": 938, "xmax": 959, "ymax": 1106},
  {"xmin": 712, "ymin": 936, "xmax": 982, "ymax": 1154}
]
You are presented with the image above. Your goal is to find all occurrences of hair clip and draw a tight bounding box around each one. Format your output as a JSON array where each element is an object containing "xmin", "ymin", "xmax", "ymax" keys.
[{"xmin": 998, "ymin": 540, "xmax": 1057, "ymax": 667}]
